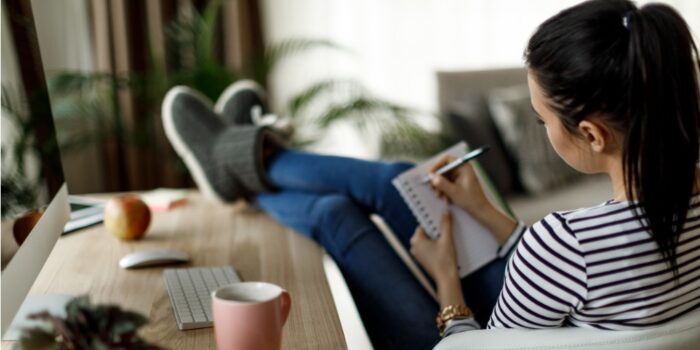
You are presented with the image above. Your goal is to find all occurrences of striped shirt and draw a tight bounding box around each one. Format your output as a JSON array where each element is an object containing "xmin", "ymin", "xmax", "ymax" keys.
[{"xmin": 445, "ymin": 195, "xmax": 700, "ymax": 335}]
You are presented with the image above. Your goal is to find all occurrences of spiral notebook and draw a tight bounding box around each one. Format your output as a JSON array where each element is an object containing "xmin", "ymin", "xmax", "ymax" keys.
[{"xmin": 392, "ymin": 142, "xmax": 512, "ymax": 277}]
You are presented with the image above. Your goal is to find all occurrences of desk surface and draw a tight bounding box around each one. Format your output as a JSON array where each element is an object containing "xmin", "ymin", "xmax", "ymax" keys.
[{"xmin": 2, "ymin": 192, "xmax": 346, "ymax": 349}]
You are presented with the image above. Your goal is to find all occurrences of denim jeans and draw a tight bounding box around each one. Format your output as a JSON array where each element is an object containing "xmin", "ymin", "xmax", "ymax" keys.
[{"xmin": 254, "ymin": 149, "xmax": 508, "ymax": 349}]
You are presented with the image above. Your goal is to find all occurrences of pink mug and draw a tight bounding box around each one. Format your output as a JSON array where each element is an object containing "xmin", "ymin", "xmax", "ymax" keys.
[{"xmin": 212, "ymin": 282, "xmax": 292, "ymax": 350}]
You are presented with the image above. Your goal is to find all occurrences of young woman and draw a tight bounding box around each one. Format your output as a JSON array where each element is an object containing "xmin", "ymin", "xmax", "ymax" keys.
[{"xmin": 162, "ymin": 0, "xmax": 700, "ymax": 348}]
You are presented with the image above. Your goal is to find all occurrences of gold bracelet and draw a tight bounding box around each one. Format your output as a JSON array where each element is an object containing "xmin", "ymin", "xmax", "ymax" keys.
[{"xmin": 436, "ymin": 304, "xmax": 473, "ymax": 336}]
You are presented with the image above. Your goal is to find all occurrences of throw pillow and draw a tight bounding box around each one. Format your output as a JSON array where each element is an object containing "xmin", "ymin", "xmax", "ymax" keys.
[
  {"xmin": 487, "ymin": 85, "xmax": 582, "ymax": 194},
  {"xmin": 444, "ymin": 94, "xmax": 519, "ymax": 196}
]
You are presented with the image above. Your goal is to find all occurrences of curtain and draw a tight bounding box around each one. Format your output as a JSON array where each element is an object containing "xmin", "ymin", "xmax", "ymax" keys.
[{"xmin": 82, "ymin": 0, "xmax": 264, "ymax": 192}]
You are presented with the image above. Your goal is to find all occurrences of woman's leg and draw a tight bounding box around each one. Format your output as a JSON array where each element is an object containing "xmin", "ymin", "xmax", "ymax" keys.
[
  {"xmin": 255, "ymin": 190, "xmax": 440, "ymax": 349},
  {"xmin": 263, "ymin": 149, "xmax": 419, "ymax": 248},
  {"xmin": 461, "ymin": 257, "xmax": 508, "ymax": 326},
  {"xmin": 262, "ymin": 149, "xmax": 509, "ymax": 328}
]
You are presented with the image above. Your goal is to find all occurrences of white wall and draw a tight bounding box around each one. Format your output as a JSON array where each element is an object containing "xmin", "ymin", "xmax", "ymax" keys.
[{"xmin": 259, "ymin": 0, "xmax": 700, "ymax": 158}]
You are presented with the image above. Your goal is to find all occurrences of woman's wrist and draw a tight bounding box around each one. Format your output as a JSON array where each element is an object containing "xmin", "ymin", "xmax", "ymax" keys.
[
  {"xmin": 472, "ymin": 203, "xmax": 517, "ymax": 244},
  {"xmin": 435, "ymin": 269, "xmax": 465, "ymax": 309},
  {"xmin": 436, "ymin": 304, "xmax": 474, "ymax": 336},
  {"xmin": 435, "ymin": 267, "xmax": 460, "ymax": 287}
]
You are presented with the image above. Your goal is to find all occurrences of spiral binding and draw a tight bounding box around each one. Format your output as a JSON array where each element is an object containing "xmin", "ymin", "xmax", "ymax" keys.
[{"xmin": 396, "ymin": 179, "xmax": 439, "ymax": 236}]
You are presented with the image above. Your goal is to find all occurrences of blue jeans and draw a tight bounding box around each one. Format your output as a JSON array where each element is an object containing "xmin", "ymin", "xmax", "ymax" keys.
[{"xmin": 254, "ymin": 150, "xmax": 507, "ymax": 349}]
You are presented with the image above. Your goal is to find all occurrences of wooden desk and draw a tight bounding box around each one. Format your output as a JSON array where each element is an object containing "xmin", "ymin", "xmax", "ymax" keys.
[{"xmin": 2, "ymin": 192, "xmax": 347, "ymax": 349}]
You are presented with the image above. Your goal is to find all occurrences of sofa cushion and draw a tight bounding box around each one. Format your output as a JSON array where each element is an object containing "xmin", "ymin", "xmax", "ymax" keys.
[
  {"xmin": 488, "ymin": 84, "xmax": 582, "ymax": 195},
  {"xmin": 445, "ymin": 95, "xmax": 519, "ymax": 196}
]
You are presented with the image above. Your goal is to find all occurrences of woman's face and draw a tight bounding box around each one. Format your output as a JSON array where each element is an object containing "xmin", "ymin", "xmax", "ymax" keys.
[{"xmin": 527, "ymin": 70, "xmax": 599, "ymax": 174}]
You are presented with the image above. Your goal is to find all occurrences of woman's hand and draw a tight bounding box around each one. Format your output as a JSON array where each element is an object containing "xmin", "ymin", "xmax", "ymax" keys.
[
  {"xmin": 410, "ymin": 210, "xmax": 459, "ymax": 284},
  {"xmin": 411, "ymin": 211, "xmax": 467, "ymax": 308},
  {"xmin": 428, "ymin": 155, "xmax": 518, "ymax": 245},
  {"xmin": 428, "ymin": 155, "xmax": 490, "ymax": 217}
]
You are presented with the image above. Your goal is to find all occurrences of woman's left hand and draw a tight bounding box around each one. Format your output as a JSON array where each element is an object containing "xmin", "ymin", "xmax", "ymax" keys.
[{"xmin": 410, "ymin": 210, "xmax": 459, "ymax": 284}]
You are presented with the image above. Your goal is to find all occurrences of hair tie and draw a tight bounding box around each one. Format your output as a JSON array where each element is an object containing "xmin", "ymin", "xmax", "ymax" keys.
[{"xmin": 623, "ymin": 11, "xmax": 632, "ymax": 30}]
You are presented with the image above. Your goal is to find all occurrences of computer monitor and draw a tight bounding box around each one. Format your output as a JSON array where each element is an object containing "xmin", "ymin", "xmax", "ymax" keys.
[{"xmin": 1, "ymin": 0, "xmax": 71, "ymax": 337}]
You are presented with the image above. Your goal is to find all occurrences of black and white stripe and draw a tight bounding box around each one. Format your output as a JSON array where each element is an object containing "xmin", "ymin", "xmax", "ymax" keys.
[{"xmin": 487, "ymin": 195, "xmax": 700, "ymax": 330}]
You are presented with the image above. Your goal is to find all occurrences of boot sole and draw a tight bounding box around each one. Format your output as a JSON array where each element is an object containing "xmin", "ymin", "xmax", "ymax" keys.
[{"xmin": 162, "ymin": 86, "xmax": 224, "ymax": 204}]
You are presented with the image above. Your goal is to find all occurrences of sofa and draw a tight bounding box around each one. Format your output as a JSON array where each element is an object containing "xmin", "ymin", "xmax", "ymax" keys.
[{"xmin": 436, "ymin": 68, "xmax": 613, "ymax": 224}]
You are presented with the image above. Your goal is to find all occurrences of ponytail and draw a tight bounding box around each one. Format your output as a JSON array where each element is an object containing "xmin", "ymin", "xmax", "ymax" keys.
[
  {"xmin": 624, "ymin": 5, "xmax": 700, "ymax": 276},
  {"xmin": 526, "ymin": 0, "xmax": 700, "ymax": 276}
]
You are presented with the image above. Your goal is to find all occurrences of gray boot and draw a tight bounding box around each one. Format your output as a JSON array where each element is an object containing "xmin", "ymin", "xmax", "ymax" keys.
[
  {"xmin": 162, "ymin": 86, "xmax": 252, "ymax": 202},
  {"xmin": 212, "ymin": 125, "xmax": 280, "ymax": 194},
  {"xmin": 215, "ymin": 79, "xmax": 268, "ymax": 125},
  {"xmin": 215, "ymin": 79, "xmax": 294, "ymax": 138}
]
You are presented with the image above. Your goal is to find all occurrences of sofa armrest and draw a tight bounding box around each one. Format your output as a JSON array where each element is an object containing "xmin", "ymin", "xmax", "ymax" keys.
[
  {"xmin": 322, "ymin": 253, "xmax": 373, "ymax": 350},
  {"xmin": 434, "ymin": 309, "xmax": 700, "ymax": 350}
]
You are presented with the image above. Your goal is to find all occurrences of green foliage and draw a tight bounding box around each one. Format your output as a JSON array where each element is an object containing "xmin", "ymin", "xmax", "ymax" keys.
[
  {"xmin": 16, "ymin": 295, "xmax": 160, "ymax": 350},
  {"xmin": 1, "ymin": 175, "xmax": 37, "ymax": 219},
  {"xmin": 287, "ymin": 80, "xmax": 357, "ymax": 117},
  {"xmin": 162, "ymin": 0, "xmax": 236, "ymax": 100},
  {"xmin": 286, "ymin": 79, "xmax": 448, "ymax": 159},
  {"xmin": 380, "ymin": 120, "xmax": 452, "ymax": 160},
  {"xmin": 45, "ymin": 72, "xmax": 120, "ymax": 152},
  {"xmin": 1, "ymin": 86, "xmax": 40, "ymax": 217},
  {"xmin": 2, "ymin": 86, "xmax": 38, "ymax": 175}
]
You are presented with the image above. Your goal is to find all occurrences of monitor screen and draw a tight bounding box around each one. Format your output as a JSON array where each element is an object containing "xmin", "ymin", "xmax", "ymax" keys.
[
  {"xmin": 0, "ymin": 1, "xmax": 65, "ymax": 271},
  {"xmin": 1, "ymin": 1, "xmax": 72, "ymax": 337}
]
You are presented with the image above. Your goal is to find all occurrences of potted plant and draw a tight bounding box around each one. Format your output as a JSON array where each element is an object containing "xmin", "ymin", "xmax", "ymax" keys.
[{"xmin": 15, "ymin": 295, "xmax": 160, "ymax": 350}]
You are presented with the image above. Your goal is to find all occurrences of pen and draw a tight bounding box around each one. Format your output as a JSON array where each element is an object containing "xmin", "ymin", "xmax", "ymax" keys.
[{"xmin": 419, "ymin": 145, "xmax": 490, "ymax": 184}]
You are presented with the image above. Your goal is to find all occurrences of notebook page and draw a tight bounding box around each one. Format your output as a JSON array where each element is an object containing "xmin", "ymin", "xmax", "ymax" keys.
[{"xmin": 392, "ymin": 142, "xmax": 499, "ymax": 277}]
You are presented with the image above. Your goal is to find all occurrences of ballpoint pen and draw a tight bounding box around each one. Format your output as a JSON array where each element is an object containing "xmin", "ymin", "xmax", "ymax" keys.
[{"xmin": 419, "ymin": 145, "xmax": 490, "ymax": 184}]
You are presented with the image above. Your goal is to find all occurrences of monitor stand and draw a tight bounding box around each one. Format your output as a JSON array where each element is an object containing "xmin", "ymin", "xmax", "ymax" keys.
[{"xmin": 1, "ymin": 294, "xmax": 72, "ymax": 340}]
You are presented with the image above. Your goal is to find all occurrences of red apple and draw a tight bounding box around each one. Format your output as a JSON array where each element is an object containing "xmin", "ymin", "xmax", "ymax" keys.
[
  {"xmin": 103, "ymin": 195, "xmax": 151, "ymax": 240},
  {"xmin": 13, "ymin": 209, "xmax": 44, "ymax": 245}
]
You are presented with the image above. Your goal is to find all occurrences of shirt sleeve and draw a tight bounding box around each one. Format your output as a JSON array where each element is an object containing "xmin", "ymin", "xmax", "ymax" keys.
[
  {"xmin": 442, "ymin": 318, "xmax": 481, "ymax": 337},
  {"xmin": 497, "ymin": 221, "xmax": 527, "ymax": 258},
  {"xmin": 487, "ymin": 213, "xmax": 588, "ymax": 329}
]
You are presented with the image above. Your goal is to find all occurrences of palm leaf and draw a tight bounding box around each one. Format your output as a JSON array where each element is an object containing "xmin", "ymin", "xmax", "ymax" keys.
[
  {"xmin": 287, "ymin": 79, "xmax": 365, "ymax": 117},
  {"xmin": 195, "ymin": 0, "xmax": 223, "ymax": 66},
  {"xmin": 379, "ymin": 119, "xmax": 449, "ymax": 160},
  {"xmin": 314, "ymin": 96, "xmax": 413, "ymax": 128},
  {"xmin": 47, "ymin": 72, "xmax": 126, "ymax": 95}
]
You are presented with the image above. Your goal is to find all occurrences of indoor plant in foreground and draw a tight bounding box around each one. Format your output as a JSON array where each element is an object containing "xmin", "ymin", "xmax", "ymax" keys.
[{"xmin": 15, "ymin": 295, "xmax": 160, "ymax": 350}]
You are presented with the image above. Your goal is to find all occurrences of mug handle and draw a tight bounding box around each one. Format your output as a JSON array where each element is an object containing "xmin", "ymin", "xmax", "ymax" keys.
[{"xmin": 280, "ymin": 290, "xmax": 292, "ymax": 325}]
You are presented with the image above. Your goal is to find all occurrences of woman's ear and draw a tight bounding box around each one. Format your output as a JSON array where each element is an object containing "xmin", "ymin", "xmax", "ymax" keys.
[{"xmin": 577, "ymin": 119, "xmax": 607, "ymax": 153}]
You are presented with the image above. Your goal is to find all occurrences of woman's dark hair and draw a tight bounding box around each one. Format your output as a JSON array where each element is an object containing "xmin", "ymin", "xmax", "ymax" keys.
[{"xmin": 526, "ymin": 0, "xmax": 700, "ymax": 276}]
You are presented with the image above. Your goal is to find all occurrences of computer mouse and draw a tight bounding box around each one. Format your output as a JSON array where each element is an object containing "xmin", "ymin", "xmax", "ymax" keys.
[{"xmin": 119, "ymin": 248, "xmax": 189, "ymax": 269}]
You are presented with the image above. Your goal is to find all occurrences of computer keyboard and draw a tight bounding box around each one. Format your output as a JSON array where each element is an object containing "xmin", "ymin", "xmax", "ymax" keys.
[{"xmin": 163, "ymin": 266, "xmax": 241, "ymax": 330}]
